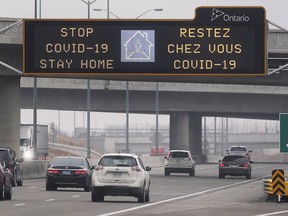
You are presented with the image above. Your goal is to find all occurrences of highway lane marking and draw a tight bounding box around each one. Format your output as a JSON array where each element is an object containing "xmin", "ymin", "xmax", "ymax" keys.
[
  {"xmin": 45, "ymin": 199, "xmax": 55, "ymax": 202},
  {"xmin": 14, "ymin": 203, "xmax": 25, "ymax": 207},
  {"xmin": 96, "ymin": 175, "xmax": 270, "ymax": 216},
  {"xmin": 254, "ymin": 210, "xmax": 288, "ymax": 216},
  {"xmin": 29, "ymin": 186, "xmax": 37, "ymax": 189},
  {"xmin": 72, "ymin": 195, "xmax": 81, "ymax": 198}
]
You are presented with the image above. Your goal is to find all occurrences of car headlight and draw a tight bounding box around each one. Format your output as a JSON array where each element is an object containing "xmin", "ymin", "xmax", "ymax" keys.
[{"xmin": 24, "ymin": 151, "xmax": 32, "ymax": 160}]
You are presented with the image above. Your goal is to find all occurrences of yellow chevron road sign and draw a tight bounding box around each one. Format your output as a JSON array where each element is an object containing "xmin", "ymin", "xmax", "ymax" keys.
[{"xmin": 272, "ymin": 169, "xmax": 285, "ymax": 195}]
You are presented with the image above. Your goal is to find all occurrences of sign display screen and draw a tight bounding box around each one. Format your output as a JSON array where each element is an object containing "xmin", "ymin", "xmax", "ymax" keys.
[{"xmin": 23, "ymin": 7, "xmax": 266, "ymax": 76}]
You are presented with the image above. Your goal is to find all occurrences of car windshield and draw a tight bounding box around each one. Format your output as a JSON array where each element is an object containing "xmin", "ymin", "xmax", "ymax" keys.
[
  {"xmin": 230, "ymin": 147, "xmax": 247, "ymax": 152},
  {"xmin": 20, "ymin": 139, "xmax": 30, "ymax": 147},
  {"xmin": 222, "ymin": 155, "xmax": 248, "ymax": 163},
  {"xmin": 169, "ymin": 151, "xmax": 189, "ymax": 158},
  {"xmin": 53, "ymin": 157, "xmax": 84, "ymax": 166},
  {"xmin": 0, "ymin": 150, "xmax": 10, "ymax": 161},
  {"xmin": 99, "ymin": 156, "xmax": 137, "ymax": 167}
]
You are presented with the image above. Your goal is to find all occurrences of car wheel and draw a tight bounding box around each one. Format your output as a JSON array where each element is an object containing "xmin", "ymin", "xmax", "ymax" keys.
[
  {"xmin": 16, "ymin": 178, "xmax": 23, "ymax": 186},
  {"xmin": 219, "ymin": 172, "xmax": 225, "ymax": 179},
  {"xmin": 99, "ymin": 194, "xmax": 105, "ymax": 202},
  {"xmin": 4, "ymin": 182, "xmax": 12, "ymax": 200},
  {"xmin": 91, "ymin": 190, "xmax": 101, "ymax": 202},
  {"xmin": 12, "ymin": 173, "xmax": 16, "ymax": 187},
  {"xmin": 189, "ymin": 169, "xmax": 195, "ymax": 177},
  {"xmin": 246, "ymin": 172, "xmax": 251, "ymax": 179},
  {"xmin": 138, "ymin": 186, "xmax": 146, "ymax": 203},
  {"xmin": 145, "ymin": 186, "xmax": 150, "ymax": 202},
  {"xmin": 46, "ymin": 183, "xmax": 53, "ymax": 191},
  {"xmin": 164, "ymin": 169, "xmax": 170, "ymax": 176},
  {"xmin": 84, "ymin": 185, "xmax": 90, "ymax": 192},
  {"xmin": 0, "ymin": 184, "xmax": 4, "ymax": 201}
]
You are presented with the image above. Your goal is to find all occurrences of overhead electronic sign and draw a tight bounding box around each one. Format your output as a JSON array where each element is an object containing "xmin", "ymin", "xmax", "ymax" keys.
[{"xmin": 23, "ymin": 7, "xmax": 266, "ymax": 76}]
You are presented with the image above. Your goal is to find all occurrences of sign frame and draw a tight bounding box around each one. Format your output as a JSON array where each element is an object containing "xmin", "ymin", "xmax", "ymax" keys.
[{"xmin": 23, "ymin": 6, "xmax": 267, "ymax": 77}]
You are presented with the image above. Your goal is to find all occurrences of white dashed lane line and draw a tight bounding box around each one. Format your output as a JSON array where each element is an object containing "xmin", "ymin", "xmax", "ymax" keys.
[
  {"xmin": 72, "ymin": 195, "xmax": 81, "ymax": 198},
  {"xmin": 14, "ymin": 203, "xmax": 25, "ymax": 207},
  {"xmin": 45, "ymin": 199, "xmax": 55, "ymax": 202}
]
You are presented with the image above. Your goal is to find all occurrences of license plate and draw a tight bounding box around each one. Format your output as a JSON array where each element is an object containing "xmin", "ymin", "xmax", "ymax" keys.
[
  {"xmin": 229, "ymin": 165, "xmax": 239, "ymax": 168},
  {"xmin": 62, "ymin": 170, "xmax": 71, "ymax": 175},
  {"xmin": 113, "ymin": 173, "xmax": 121, "ymax": 177}
]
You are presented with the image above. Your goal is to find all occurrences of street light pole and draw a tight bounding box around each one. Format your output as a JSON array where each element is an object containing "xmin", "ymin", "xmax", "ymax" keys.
[
  {"xmin": 94, "ymin": 8, "xmax": 163, "ymax": 19},
  {"xmin": 81, "ymin": 0, "xmax": 96, "ymax": 158},
  {"xmin": 126, "ymin": 82, "xmax": 129, "ymax": 153},
  {"xmin": 81, "ymin": 0, "xmax": 97, "ymax": 19},
  {"xmin": 33, "ymin": 0, "xmax": 38, "ymax": 160},
  {"xmin": 107, "ymin": 0, "xmax": 109, "ymax": 19},
  {"xmin": 155, "ymin": 82, "xmax": 159, "ymax": 156},
  {"xmin": 94, "ymin": 9, "xmax": 120, "ymax": 19},
  {"xmin": 135, "ymin": 9, "xmax": 163, "ymax": 19},
  {"xmin": 34, "ymin": 0, "xmax": 37, "ymax": 18}
]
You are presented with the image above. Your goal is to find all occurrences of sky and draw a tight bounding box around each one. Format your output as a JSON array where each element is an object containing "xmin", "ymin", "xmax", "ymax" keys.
[
  {"xmin": 1, "ymin": 0, "xmax": 285, "ymax": 134},
  {"xmin": 0, "ymin": 0, "xmax": 287, "ymax": 29}
]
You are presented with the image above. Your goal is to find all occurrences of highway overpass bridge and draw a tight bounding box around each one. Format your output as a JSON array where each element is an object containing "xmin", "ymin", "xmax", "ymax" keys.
[{"xmin": 1, "ymin": 18, "xmax": 288, "ymax": 161}]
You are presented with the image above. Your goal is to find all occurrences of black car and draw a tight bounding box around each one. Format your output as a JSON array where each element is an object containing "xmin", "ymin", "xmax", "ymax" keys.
[
  {"xmin": 46, "ymin": 156, "xmax": 93, "ymax": 192},
  {"xmin": 218, "ymin": 155, "xmax": 252, "ymax": 179},
  {"xmin": 0, "ymin": 147, "xmax": 24, "ymax": 187},
  {"xmin": 0, "ymin": 159, "xmax": 13, "ymax": 200}
]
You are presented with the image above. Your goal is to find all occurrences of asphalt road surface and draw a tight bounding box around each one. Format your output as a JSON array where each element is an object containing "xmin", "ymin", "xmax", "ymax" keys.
[{"xmin": 2, "ymin": 163, "xmax": 288, "ymax": 216}]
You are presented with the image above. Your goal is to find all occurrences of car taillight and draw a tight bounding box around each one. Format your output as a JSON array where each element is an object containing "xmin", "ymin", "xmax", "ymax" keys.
[
  {"xmin": 48, "ymin": 169, "xmax": 60, "ymax": 174},
  {"xmin": 74, "ymin": 170, "xmax": 88, "ymax": 175},
  {"xmin": 95, "ymin": 165, "xmax": 103, "ymax": 171},
  {"xmin": 219, "ymin": 163, "xmax": 225, "ymax": 167},
  {"xmin": 8, "ymin": 162, "xmax": 14, "ymax": 171},
  {"xmin": 243, "ymin": 164, "xmax": 249, "ymax": 168},
  {"xmin": 131, "ymin": 166, "xmax": 141, "ymax": 172}
]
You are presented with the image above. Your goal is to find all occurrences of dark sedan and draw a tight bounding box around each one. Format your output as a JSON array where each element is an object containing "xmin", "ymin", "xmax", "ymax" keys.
[
  {"xmin": 218, "ymin": 155, "xmax": 252, "ymax": 179},
  {"xmin": 0, "ymin": 160, "xmax": 13, "ymax": 200},
  {"xmin": 46, "ymin": 156, "xmax": 93, "ymax": 192}
]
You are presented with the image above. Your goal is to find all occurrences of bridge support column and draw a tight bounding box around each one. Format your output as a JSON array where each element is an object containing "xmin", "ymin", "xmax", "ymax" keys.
[
  {"xmin": 0, "ymin": 76, "xmax": 20, "ymax": 153},
  {"xmin": 170, "ymin": 112, "xmax": 205, "ymax": 162},
  {"xmin": 188, "ymin": 113, "xmax": 204, "ymax": 161},
  {"xmin": 170, "ymin": 112, "xmax": 190, "ymax": 150}
]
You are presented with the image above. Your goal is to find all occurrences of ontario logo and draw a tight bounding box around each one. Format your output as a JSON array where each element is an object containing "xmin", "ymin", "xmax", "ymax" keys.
[{"xmin": 211, "ymin": 8, "xmax": 250, "ymax": 22}]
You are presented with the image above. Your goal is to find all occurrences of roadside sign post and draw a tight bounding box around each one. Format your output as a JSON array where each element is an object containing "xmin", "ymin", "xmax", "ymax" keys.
[{"xmin": 280, "ymin": 113, "xmax": 288, "ymax": 153}]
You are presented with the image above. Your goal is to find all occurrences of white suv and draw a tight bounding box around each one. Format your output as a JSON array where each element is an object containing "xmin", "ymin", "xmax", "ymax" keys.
[
  {"xmin": 91, "ymin": 153, "xmax": 151, "ymax": 203},
  {"xmin": 226, "ymin": 146, "xmax": 252, "ymax": 161},
  {"xmin": 164, "ymin": 150, "xmax": 196, "ymax": 176}
]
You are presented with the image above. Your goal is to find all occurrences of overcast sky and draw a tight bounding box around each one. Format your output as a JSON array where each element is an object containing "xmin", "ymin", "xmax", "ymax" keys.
[{"xmin": 0, "ymin": 0, "xmax": 287, "ymax": 29}]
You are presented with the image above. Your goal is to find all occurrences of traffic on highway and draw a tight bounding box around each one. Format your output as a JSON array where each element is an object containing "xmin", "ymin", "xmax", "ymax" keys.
[
  {"xmin": 1, "ymin": 162, "xmax": 287, "ymax": 216},
  {"xmin": 1, "ymin": 1, "xmax": 288, "ymax": 216}
]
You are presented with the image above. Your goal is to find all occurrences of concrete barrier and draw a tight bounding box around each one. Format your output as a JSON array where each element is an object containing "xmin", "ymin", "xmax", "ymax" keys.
[
  {"xmin": 23, "ymin": 160, "xmax": 51, "ymax": 179},
  {"xmin": 142, "ymin": 155, "xmax": 165, "ymax": 168}
]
